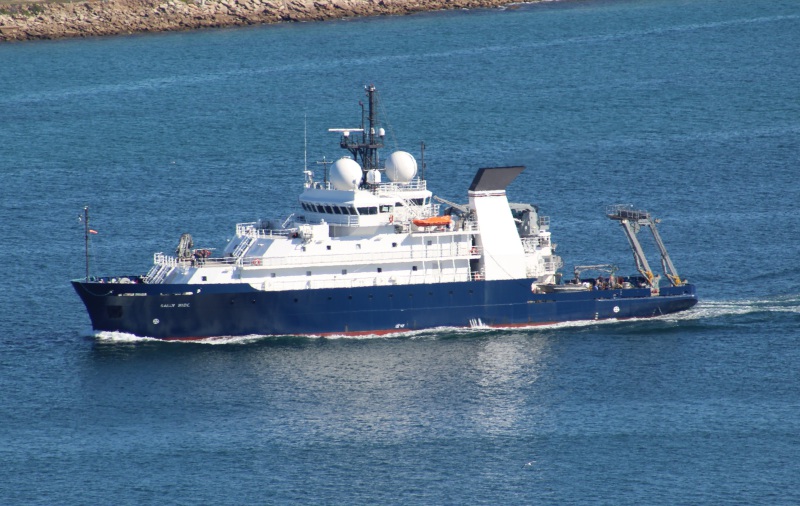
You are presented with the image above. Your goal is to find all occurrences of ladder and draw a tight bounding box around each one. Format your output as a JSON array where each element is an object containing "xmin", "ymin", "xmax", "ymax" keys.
[
  {"xmin": 232, "ymin": 235, "xmax": 256, "ymax": 259},
  {"xmin": 145, "ymin": 261, "xmax": 172, "ymax": 284}
]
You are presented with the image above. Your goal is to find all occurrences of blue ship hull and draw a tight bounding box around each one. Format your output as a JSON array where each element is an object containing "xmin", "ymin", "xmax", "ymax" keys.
[{"xmin": 71, "ymin": 279, "xmax": 698, "ymax": 340}]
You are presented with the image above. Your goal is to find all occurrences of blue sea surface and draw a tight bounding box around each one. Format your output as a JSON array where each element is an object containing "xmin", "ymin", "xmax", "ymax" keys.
[{"xmin": 1, "ymin": 0, "xmax": 799, "ymax": 503}]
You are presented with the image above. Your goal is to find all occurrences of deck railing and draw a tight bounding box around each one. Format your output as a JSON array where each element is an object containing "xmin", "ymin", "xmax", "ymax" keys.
[{"xmin": 148, "ymin": 243, "xmax": 483, "ymax": 273}]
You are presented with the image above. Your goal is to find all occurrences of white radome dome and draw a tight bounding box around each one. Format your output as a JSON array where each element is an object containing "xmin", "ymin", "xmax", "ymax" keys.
[
  {"xmin": 330, "ymin": 157, "xmax": 362, "ymax": 190},
  {"xmin": 384, "ymin": 151, "xmax": 417, "ymax": 182}
]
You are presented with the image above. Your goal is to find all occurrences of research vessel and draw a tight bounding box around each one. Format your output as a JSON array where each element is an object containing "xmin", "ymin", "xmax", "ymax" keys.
[{"xmin": 72, "ymin": 86, "xmax": 697, "ymax": 339}]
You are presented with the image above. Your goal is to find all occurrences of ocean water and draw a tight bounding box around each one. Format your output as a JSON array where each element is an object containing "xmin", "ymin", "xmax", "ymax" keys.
[{"xmin": 1, "ymin": 0, "xmax": 799, "ymax": 503}]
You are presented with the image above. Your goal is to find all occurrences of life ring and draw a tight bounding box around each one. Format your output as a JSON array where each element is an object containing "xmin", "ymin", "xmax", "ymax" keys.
[
  {"xmin": 470, "ymin": 247, "xmax": 478, "ymax": 255},
  {"xmin": 252, "ymin": 258, "xmax": 261, "ymax": 266},
  {"xmin": 389, "ymin": 215, "xmax": 394, "ymax": 224}
]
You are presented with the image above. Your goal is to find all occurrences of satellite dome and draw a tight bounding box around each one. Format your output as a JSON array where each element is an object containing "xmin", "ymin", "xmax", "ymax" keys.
[
  {"xmin": 384, "ymin": 151, "xmax": 418, "ymax": 183},
  {"xmin": 330, "ymin": 157, "xmax": 362, "ymax": 191}
]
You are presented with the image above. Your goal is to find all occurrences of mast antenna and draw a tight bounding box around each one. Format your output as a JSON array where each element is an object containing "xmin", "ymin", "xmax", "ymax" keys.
[
  {"xmin": 304, "ymin": 112, "xmax": 308, "ymax": 174},
  {"xmin": 83, "ymin": 206, "xmax": 90, "ymax": 281},
  {"xmin": 316, "ymin": 157, "xmax": 332, "ymax": 186},
  {"xmin": 420, "ymin": 141, "xmax": 426, "ymax": 181}
]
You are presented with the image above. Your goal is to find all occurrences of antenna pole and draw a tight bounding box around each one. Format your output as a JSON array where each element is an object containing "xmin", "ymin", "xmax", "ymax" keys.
[
  {"xmin": 420, "ymin": 141, "xmax": 426, "ymax": 181},
  {"xmin": 83, "ymin": 206, "xmax": 90, "ymax": 281},
  {"xmin": 367, "ymin": 85, "xmax": 376, "ymax": 171},
  {"xmin": 304, "ymin": 113, "xmax": 308, "ymax": 174}
]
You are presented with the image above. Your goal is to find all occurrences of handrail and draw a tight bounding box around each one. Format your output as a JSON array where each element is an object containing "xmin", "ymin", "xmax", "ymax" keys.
[
  {"xmin": 253, "ymin": 270, "xmax": 472, "ymax": 291},
  {"xmin": 372, "ymin": 179, "xmax": 428, "ymax": 194},
  {"xmin": 236, "ymin": 222, "xmax": 294, "ymax": 238},
  {"xmin": 241, "ymin": 244, "xmax": 481, "ymax": 269},
  {"xmin": 150, "ymin": 244, "xmax": 483, "ymax": 271}
]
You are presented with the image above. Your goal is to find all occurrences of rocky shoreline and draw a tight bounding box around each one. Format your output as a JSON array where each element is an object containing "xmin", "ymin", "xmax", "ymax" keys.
[{"xmin": 0, "ymin": 0, "xmax": 529, "ymax": 42}]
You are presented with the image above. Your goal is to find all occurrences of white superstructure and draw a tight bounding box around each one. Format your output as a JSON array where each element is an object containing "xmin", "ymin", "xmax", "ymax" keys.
[{"xmin": 144, "ymin": 87, "xmax": 562, "ymax": 292}]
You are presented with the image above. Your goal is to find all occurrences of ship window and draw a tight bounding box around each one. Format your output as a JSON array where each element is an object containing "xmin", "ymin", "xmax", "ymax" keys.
[
  {"xmin": 333, "ymin": 206, "xmax": 342, "ymax": 214},
  {"xmin": 412, "ymin": 266, "xmax": 418, "ymax": 271},
  {"xmin": 380, "ymin": 205, "xmax": 392, "ymax": 213},
  {"xmin": 427, "ymin": 240, "xmax": 432, "ymax": 246},
  {"xmin": 395, "ymin": 201, "xmax": 404, "ymax": 207},
  {"xmin": 357, "ymin": 207, "xmax": 368, "ymax": 215},
  {"xmin": 356, "ymin": 244, "xmax": 361, "ymax": 250},
  {"xmin": 106, "ymin": 305, "xmax": 123, "ymax": 319},
  {"xmin": 306, "ymin": 271, "xmax": 312, "ymax": 276},
  {"xmin": 201, "ymin": 276, "xmax": 207, "ymax": 281},
  {"xmin": 377, "ymin": 268, "xmax": 382, "ymax": 273},
  {"xmin": 315, "ymin": 205, "xmax": 324, "ymax": 213},
  {"xmin": 342, "ymin": 269, "xmax": 347, "ymax": 275},
  {"xmin": 392, "ymin": 242, "xmax": 397, "ymax": 248},
  {"xmin": 368, "ymin": 207, "xmax": 377, "ymax": 215},
  {"xmin": 346, "ymin": 207, "xmax": 355, "ymax": 215},
  {"xmin": 327, "ymin": 245, "xmax": 331, "ymax": 250},
  {"xmin": 271, "ymin": 273, "xmax": 276, "ymax": 278},
  {"xmin": 324, "ymin": 205, "xmax": 333, "ymax": 214}
]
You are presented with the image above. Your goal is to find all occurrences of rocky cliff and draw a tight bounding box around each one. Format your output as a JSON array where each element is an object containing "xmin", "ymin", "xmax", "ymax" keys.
[{"xmin": 0, "ymin": 0, "xmax": 524, "ymax": 41}]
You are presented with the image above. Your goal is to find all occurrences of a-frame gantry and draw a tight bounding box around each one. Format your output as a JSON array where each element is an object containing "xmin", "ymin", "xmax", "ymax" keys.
[{"xmin": 607, "ymin": 205, "xmax": 684, "ymax": 288}]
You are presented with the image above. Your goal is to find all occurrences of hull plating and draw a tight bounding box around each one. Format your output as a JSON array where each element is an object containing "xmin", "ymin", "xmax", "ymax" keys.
[{"xmin": 72, "ymin": 279, "xmax": 698, "ymax": 340}]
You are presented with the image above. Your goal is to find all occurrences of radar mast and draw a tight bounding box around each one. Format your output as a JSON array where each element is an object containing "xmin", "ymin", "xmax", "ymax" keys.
[{"xmin": 329, "ymin": 85, "xmax": 385, "ymax": 186}]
